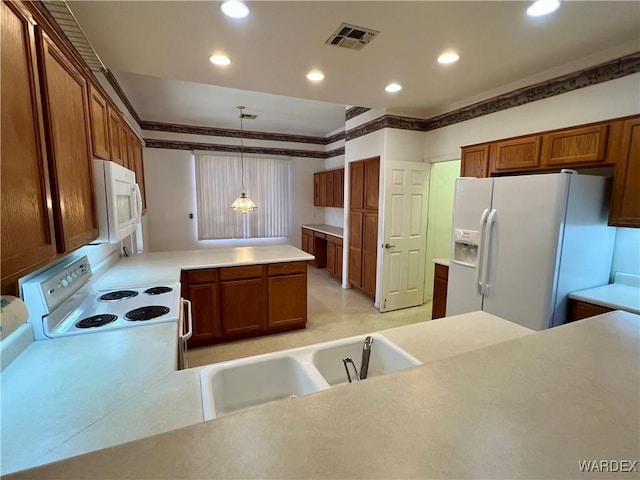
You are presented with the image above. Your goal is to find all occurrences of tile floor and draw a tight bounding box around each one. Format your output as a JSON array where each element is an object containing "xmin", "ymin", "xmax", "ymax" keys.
[{"xmin": 187, "ymin": 265, "xmax": 432, "ymax": 367}]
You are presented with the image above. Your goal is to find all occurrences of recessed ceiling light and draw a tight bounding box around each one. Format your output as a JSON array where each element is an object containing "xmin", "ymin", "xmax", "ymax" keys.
[
  {"xmin": 306, "ymin": 71, "xmax": 325, "ymax": 82},
  {"xmin": 221, "ymin": 0, "xmax": 249, "ymax": 18},
  {"xmin": 209, "ymin": 54, "xmax": 231, "ymax": 66},
  {"xmin": 385, "ymin": 83, "xmax": 402, "ymax": 93},
  {"xmin": 437, "ymin": 52, "xmax": 460, "ymax": 64},
  {"xmin": 527, "ymin": 0, "xmax": 561, "ymax": 17}
]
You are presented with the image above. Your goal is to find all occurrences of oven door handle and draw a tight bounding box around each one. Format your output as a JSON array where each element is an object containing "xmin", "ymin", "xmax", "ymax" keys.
[{"xmin": 180, "ymin": 298, "xmax": 193, "ymax": 342}]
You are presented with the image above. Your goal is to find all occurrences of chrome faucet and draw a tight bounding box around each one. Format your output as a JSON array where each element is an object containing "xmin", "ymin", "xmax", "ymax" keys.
[
  {"xmin": 342, "ymin": 336, "xmax": 374, "ymax": 383},
  {"xmin": 360, "ymin": 336, "xmax": 374, "ymax": 380}
]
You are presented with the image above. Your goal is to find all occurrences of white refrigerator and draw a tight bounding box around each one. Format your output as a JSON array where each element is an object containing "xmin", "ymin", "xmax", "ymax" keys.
[{"xmin": 445, "ymin": 172, "xmax": 615, "ymax": 331}]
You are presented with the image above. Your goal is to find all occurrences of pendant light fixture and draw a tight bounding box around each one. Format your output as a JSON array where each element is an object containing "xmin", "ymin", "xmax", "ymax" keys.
[{"xmin": 231, "ymin": 105, "xmax": 257, "ymax": 213}]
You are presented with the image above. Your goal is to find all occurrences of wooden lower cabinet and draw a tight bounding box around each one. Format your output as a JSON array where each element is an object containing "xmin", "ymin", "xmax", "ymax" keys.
[
  {"xmin": 569, "ymin": 299, "xmax": 614, "ymax": 322},
  {"xmin": 326, "ymin": 234, "xmax": 343, "ymax": 282},
  {"xmin": 431, "ymin": 263, "xmax": 449, "ymax": 319},
  {"xmin": 183, "ymin": 262, "xmax": 307, "ymax": 347}
]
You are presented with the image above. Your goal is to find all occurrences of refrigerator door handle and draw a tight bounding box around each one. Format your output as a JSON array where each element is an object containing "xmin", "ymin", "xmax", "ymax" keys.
[
  {"xmin": 482, "ymin": 209, "xmax": 498, "ymax": 296},
  {"xmin": 475, "ymin": 208, "xmax": 490, "ymax": 293}
]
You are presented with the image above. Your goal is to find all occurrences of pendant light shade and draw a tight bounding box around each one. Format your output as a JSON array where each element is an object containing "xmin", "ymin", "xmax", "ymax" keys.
[
  {"xmin": 230, "ymin": 192, "xmax": 257, "ymax": 213},
  {"xmin": 231, "ymin": 105, "xmax": 257, "ymax": 213}
]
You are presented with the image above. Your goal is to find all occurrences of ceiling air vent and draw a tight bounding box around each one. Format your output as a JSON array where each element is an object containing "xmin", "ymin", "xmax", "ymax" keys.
[{"xmin": 325, "ymin": 23, "xmax": 380, "ymax": 51}]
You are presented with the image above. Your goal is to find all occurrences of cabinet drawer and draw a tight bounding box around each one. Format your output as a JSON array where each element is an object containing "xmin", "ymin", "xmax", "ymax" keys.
[
  {"xmin": 219, "ymin": 265, "xmax": 264, "ymax": 281},
  {"xmin": 327, "ymin": 234, "xmax": 343, "ymax": 247},
  {"xmin": 301, "ymin": 227, "xmax": 313, "ymax": 236},
  {"xmin": 570, "ymin": 300, "xmax": 614, "ymax": 322},
  {"xmin": 187, "ymin": 269, "xmax": 217, "ymax": 284},
  {"xmin": 314, "ymin": 231, "xmax": 326, "ymax": 239},
  {"xmin": 268, "ymin": 262, "xmax": 307, "ymax": 276}
]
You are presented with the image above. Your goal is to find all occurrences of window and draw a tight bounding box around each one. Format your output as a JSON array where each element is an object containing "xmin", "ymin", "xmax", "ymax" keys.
[{"xmin": 195, "ymin": 154, "xmax": 290, "ymax": 239}]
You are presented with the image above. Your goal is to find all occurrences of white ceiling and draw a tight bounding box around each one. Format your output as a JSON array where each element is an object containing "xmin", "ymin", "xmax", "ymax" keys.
[{"xmin": 68, "ymin": 1, "xmax": 640, "ymax": 136}]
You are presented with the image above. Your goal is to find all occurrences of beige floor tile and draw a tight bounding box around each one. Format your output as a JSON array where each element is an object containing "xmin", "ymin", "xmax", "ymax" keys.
[{"xmin": 187, "ymin": 265, "xmax": 432, "ymax": 366}]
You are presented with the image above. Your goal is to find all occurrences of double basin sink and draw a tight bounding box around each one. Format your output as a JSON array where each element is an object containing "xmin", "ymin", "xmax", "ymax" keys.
[{"xmin": 200, "ymin": 333, "xmax": 421, "ymax": 420}]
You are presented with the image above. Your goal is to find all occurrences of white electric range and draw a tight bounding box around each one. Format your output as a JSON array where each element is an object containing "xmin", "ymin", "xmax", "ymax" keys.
[{"xmin": 22, "ymin": 255, "xmax": 183, "ymax": 340}]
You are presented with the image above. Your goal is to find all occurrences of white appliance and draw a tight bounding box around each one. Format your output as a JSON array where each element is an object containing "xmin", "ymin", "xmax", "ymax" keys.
[
  {"xmin": 446, "ymin": 171, "xmax": 615, "ymax": 331},
  {"xmin": 21, "ymin": 255, "xmax": 191, "ymax": 369},
  {"xmin": 93, "ymin": 159, "xmax": 142, "ymax": 244}
]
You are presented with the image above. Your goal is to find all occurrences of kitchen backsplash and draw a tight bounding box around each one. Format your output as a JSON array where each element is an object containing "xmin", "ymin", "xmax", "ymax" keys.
[{"xmin": 611, "ymin": 228, "xmax": 640, "ymax": 280}]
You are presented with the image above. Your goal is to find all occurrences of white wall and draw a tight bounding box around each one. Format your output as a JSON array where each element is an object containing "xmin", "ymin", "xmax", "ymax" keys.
[
  {"xmin": 143, "ymin": 148, "xmax": 323, "ymax": 252},
  {"xmin": 424, "ymin": 74, "xmax": 640, "ymax": 163},
  {"xmin": 611, "ymin": 228, "xmax": 640, "ymax": 279}
]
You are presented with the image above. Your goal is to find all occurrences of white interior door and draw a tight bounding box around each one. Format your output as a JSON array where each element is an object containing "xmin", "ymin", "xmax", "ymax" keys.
[{"xmin": 379, "ymin": 161, "xmax": 430, "ymax": 312}]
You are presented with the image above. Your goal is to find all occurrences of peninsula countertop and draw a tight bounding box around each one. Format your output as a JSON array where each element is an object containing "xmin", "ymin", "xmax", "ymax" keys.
[
  {"xmin": 10, "ymin": 311, "xmax": 639, "ymax": 479},
  {"xmin": 94, "ymin": 245, "xmax": 314, "ymax": 290}
]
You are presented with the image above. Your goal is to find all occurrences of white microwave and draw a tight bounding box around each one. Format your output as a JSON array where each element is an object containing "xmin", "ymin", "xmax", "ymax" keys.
[{"xmin": 93, "ymin": 159, "xmax": 142, "ymax": 243}]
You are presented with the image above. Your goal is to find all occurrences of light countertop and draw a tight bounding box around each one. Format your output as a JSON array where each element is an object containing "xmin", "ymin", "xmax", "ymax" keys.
[
  {"xmin": 94, "ymin": 245, "xmax": 314, "ymax": 289},
  {"xmin": 433, "ymin": 257, "xmax": 449, "ymax": 267},
  {"xmin": 569, "ymin": 272, "xmax": 640, "ymax": 314},
  {"xmin": 301, "ymin": 224, "xmax": 344, "ymax": 238},
  {"xmin": 10, "ymin": 311, "xmax": 640, "ymax": 479},
  {"xmin": 0, "ymin": 322, "xmax": 185, "ymax": 475}
]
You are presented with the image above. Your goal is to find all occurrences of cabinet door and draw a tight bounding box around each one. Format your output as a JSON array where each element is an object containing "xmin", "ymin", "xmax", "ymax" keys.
[
  {"xmin": 1, "ymin": 2, "xmax": 57, "ymax": 292},
  {"xmin": 268, "ymin": 273, "xmax": 306, "ymax": 328},
  {"xmin": 326, "ymin": 170, "xmax": 334, "ymax": 206},
  {"xmin": 119, "ymin": 122, "xmax": 130, "ymax": 169},
  {"xmin": 461, "ymin": 145, "xmax": 489, "ymax": 178},
  {"xmin": 313, "ymin": 172, "xmax": 321, "ymax": 206},
  {"xmin": 107, "ymin": 105, "xmax": 123, "ymax": 166},
  {"xmin": 431, "ymin": 264, "xmax": 449, "ymax": 319},
  {"xmin": 327, "ymin": 239, "xmax": 336, "ymax": 276},
  {"xmin": 133, "ymin": 139, "xmax": 147, "ymax": 211},
  {"xmin": 334, "ymin": 168, "xmax": 344, "ymax": 207},
  {"xmin": 490, "ymin": 136, "xmax": 541, "ymax": 172},
  {"xmin": 88, "ymin": 84, "xmax": 110, "ymax": 160},
  {"xmin": 540, "ymin": 124, "xmax": 610, "ymax": 167},
  {"xmin": 348, "ymin": 211, "xmax": 363, "ymax": 287},
  {"xmin": 220, "ymin": 278, "xmax": 264, "ymax": 335},
  {"xmin": 364, "ymin": 158, "xmax": 380, "ymax": 211},
  {"xmin": 38, "ymin": 31, "xmax": 98, "ymax": 253},
  {"xmin": 362, "ymin": 212, "xmax": 378, "ymax": 296},
  {"xmin": 350, "ymin": 161, "xmax": 364, "ymax": 209},
  {"xmin": 188, "ymin": 282, "xmax": 221, "ymax": 346},
  {"xmin": 609, "ymin": 117, "xmax": 640, "ymax": 227},
  {"xmin": 319, "ymin": 171, "xmax": 327, "ymax": 206}
]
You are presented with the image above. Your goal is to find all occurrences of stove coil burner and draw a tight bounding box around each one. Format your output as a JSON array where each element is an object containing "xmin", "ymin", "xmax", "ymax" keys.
[
  {"xmin": 125, "ymin": 306, "xmax": 170, "ymax": 321},
  {"xmin": 143, "ymin": 286, "xmax": 173, "ymax": 295},
  {"xmin": 76, "ymin": 314, "xmax": 118, "ymax": 329},
  {"xmin": 99, "ymin": 290, "xmax": 139, "ymax": 302}
]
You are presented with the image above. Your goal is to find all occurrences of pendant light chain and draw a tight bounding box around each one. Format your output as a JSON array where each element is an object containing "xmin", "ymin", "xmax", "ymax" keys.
[
  {"xmin": 239, "ymin": 107, "xmax": 245, "ymax": 192},
  {"xmin": 230, "ymin": 105, "xmax": 257, "ymax": 213}
]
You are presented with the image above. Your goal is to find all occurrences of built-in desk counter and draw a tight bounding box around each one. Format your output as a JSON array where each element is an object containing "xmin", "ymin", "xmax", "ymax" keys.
[{"xmin": 301, "ymin": 225, "xmax": 344, "ymax": 282}]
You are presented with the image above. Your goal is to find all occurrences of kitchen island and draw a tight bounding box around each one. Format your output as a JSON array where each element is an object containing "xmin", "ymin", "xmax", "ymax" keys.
[{"xmin": 4, "ymin": 310, "xmax": 639, "ymax": 479}]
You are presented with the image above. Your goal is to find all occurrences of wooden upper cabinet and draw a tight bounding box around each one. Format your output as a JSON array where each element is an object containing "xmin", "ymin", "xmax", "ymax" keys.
[
  {"xmin": 461, "ymin": 145, "xmax": 489, "ymax": 178},
  {"xmin": 609, "ymin": 117, "xmax": 640, "ymax": 227},
  {"xmin": 318, "ymin": 171, "xmax": 327, "ymax": 206},
  {"xmin": 490, "ymin": 135, "xmax": 541, "ymax": 173},
  {"xmin": 326, "ymin": 170, "xmax": 334, "ymax": 206},
  {"xmin": 313, "ymin": 172, "xmax": 321, "ymax": 206},
  {"xmin": 119, "ymin": 121, "xmax": 131, "ymax": 169},
  {"xmin": 350, "ymin": 161, "xmax": 365, "ymax": 209},
  {"xmin": 107, "ymin": 105, "xmax": 123, "ymax": 165},
  {"xmin": 540, "ymin": 124, "xmax": 611, "ymax": 167},
  {"xmin": 334, "ymin": 168, "xmax": 344, "ymax": 207},
  {"xmin": 1, "ymin": 2, "xmax": 57, "ymax": 292},
  {"xmin": 88, "ymin": 84, "xmax": 110, "ymax": 160},
  {"xmin": 133, "ymin": 139, "xmax": 147, "ymax": 211},
  {"xmin": 364, "ymin": 158, "xmax": 380, "ymax": 210},
  {"xmin": 38, "ymin": 30, "xmax": 98, "ymax": 253}
]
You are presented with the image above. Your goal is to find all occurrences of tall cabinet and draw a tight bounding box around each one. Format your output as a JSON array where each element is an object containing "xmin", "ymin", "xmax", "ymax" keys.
[{"xmin": 348, "ymin": 157, "xmax": 379, "ymax": 297}]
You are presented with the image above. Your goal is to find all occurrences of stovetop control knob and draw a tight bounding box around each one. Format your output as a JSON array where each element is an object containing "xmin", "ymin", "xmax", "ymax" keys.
[
  {"xmin": 61, "ymin": 278, "xmax": 69, "ymax": 288},
  {"xmin": 71, "ymin": 270, "xmax": 79, "ymax": 279},
  {"xmin": 66, "ymin": 274, "xmax": 74, "ymax": 284}
]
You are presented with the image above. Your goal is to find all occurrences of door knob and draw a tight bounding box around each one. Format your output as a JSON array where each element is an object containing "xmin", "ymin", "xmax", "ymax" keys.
[{"xmin": 384, "ymin": 243, "xmax": 396, "ymax": 249}]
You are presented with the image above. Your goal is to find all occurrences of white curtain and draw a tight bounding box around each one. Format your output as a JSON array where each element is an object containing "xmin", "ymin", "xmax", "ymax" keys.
[{"xmin": 195, "ymin": 154, "xmax": 290, "ymax": 239}]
